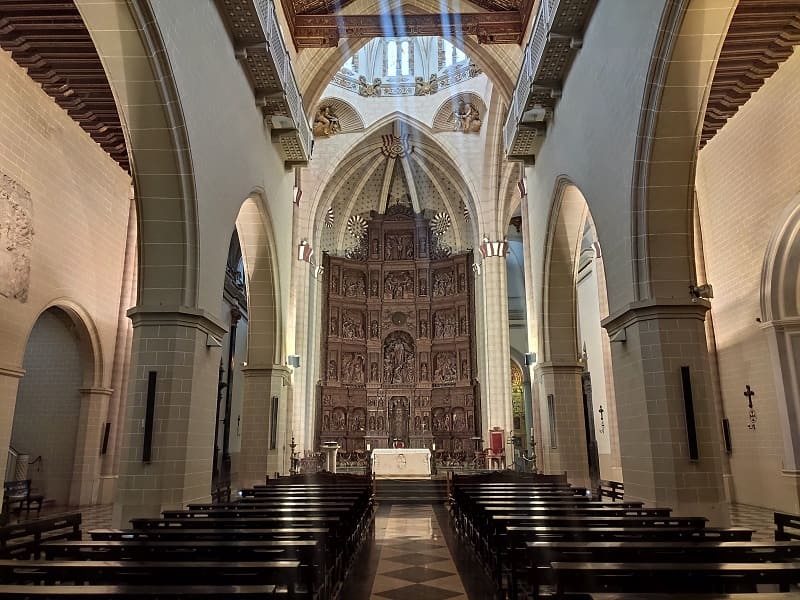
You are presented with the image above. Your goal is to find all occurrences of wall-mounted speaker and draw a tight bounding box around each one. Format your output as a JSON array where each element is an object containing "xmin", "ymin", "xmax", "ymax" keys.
[
  {"xmin": 287, "ymin": 355, "xmax": 301, "ymax": 368},
  {"xmin": 524, "ymin": 352, "xmax": 537, "ymax": 366}
]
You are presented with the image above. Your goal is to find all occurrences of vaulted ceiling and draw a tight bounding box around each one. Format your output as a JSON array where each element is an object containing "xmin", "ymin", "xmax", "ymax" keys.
[
  {"xmin": 0, "ymin": 0, "xmax": 128, "ymax": 171},
  {"xmin": 702, "ymin": 0, "xmax": 800, "ymax": 146},
  {"xmin": 280, "ymin": 0, "xmax": 535, "ymax": 47}
]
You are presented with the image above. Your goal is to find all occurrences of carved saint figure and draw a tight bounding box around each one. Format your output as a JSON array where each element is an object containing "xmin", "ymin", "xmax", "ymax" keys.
[
  {"xmin": 420, "ymin": 362, "xmax": 428, "ymax": 380},
  {"xmin": 370, "ymin": 320, "xmax": 379, "ymax": 338},
  {"xmin": 414, "ymin": 415, "xmax": 421, "ymax": 431},
  {"xmin": 341, "ymin": 310, "xmax": 364, "ymax": 339},
  {"xmin": 419, "ymin": 277, "xmax": 427, "ymax": 296},
  {"xmin": 313, "ymin": 105, "xmax": 341, "ymax": 137},
  {"xmin": 327, "ymin": 360, "xmax": 337, "ymax": 381},
  {"xmin": 461, "ymin": 359, "xmax": 469, "ymax": 379},
  {"xmin": 420, "ymin": 319, "xmax": 428, "ymax": 338},
  {"xmin": 370, "ymin": 362, "xmax": 378, "ymax": 381},
  {"xmin": 455, "ymin": 101, "xmax": 481, "ymax": 133},
  {"xmin": 369, "ymin": 415, "xmax": 376, "ymax": 430},
  {"xmin": 377, "ymin": 416, "xmax": 385, "ymax": 430},
  {"xmin": 370, "ymin": 279, "xmax": 378, "ymax": 296},
  {"xmin": 434, "ymin": 353, "xmax": 457, "ymax": 383},
  {"xmin": 433, "ymin": 270, "xmax": 454, "ymax": 297},
  {"xmin": 322, "ymin": 414, "xmax": 330, "ymax": 430},
  {"xmin": 383, "ymin": 333, "xmax": 415, "ymax": 384},
  {"xmin": 329, "ymin": 315, "xmax": 338, "ymax": 335},
  {"xmin": 343, "ymin": 271, "xmax": 366, "ymax": 297}
]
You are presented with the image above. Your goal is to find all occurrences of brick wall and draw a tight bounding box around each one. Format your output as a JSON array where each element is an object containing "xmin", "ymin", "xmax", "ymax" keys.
[{"xmin": 696, "ymin": 47, "xmax": 800, "ymax": 511}]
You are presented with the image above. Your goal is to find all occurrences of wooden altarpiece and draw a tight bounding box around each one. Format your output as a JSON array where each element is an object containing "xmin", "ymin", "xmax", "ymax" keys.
[{"xmin": 318, "ymin": 206, "xmax": 480, "ymax": 452}]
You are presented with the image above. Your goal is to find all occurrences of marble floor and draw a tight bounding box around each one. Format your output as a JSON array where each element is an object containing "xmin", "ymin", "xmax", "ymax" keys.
[{"xmin": 340, "ymin": 503, "xmax": 495, "ymax": 600}]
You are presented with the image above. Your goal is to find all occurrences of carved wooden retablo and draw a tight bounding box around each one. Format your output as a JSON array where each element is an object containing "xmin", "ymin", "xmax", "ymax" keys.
[{"xmin": 319, "ymin": 209, "xmax": 479, "ymax": 452}]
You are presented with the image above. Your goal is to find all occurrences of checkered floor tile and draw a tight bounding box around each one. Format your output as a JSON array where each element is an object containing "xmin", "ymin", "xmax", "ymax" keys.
[{"xmin": 370, "ymin": 505, "xmax": 468, "ymax": 600}]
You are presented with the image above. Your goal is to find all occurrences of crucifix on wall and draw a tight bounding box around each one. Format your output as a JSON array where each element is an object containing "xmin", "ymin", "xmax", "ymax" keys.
[{"xmin": 744, "ymin": 385, "xmax": 757, "ymax": 430}]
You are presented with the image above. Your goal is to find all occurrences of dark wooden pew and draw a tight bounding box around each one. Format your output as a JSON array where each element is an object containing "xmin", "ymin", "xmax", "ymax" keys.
[
  {"xmin": 0, "ymin": 559, "xmax": 306, "ymax": 590},
  {"xmin": 0, "ymin": 584, "xmax": 285, "ymax": 598},
  {"xmin": 0, "ymin": 514, "xmax": 81, "ymax": 559},
  {"xmin": 551, "ymin": 561, "xmax": 800, "ymax": 595},
  {"xmin": 775, "ymin": 511, "xmax": 800, "ymax": 541},
  {"xmin": 597, "ymin": 480, "xmax": 624, "ymax": 502},
  {"xmin": 522, "ymin": 540, "xmax": 800, "ymax": 597}
]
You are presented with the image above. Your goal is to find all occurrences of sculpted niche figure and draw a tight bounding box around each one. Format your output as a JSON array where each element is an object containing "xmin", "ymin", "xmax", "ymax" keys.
[
  {"xmin": 455, "ymin": 101, "xmax": 481, "ymax": 133},
  {"xmin": 313, "ymin": 105, "xmax": 341, "ymax": 137},
  {"xmin": 414, "ymin": 73, "xmax": 438, "ymax": 96}
]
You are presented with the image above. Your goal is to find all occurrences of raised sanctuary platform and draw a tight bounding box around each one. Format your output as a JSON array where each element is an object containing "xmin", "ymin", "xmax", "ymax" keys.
[{"xmin": 371, "ymin": 448, "xmax": 431, "ymax": 478}]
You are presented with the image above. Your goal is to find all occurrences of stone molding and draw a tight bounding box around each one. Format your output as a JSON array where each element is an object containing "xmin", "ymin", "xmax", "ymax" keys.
[
  {"xmin": 534, "ymin": 361, "xmax": 583, "ymax": 375},
  {"xmin": 242, "ymin": 364, "xmax": 292, "ymax": 385},
  {"xmin": 79, "ymin": 387, "xmax": 114, "ymax": 396},
  {"xmin": 0, "ymin": 364, "xmax": 25, "ymax": 379},
  {"xmin": 127, "ymin": 306, "xmax": 228, "ymax": 338},
  {"xmin": 601, "ymin": 298, "xmax": 710, "ymax": 336}
]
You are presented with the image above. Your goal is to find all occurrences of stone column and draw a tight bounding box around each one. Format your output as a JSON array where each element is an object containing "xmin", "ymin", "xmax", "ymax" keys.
[
  {"xmin": 534, "ymin": 361, "xmax": 590, "ymax": 486},
  {"xmin": 70, "ymin": 387, "xmax": 112, "ymax": 506},
  {"xmin": 0, "ymin": 366, "xmax": 24, "ymax": 502},
  {"xmin": 479, "ymin": 251, "xmax": 513, "ymax": 445},
  {"xmin": 603, "ymin": 300, "xmax": 728, "ymax": 523},
  {"xmin": 239, "ymin": 365, "xmax": 291, "ymax": 487},
  {"xmin": 112, "ymin": 307, "xmax": 226, "ymax": 527},
  {"xmin": 763, "ymin": 317, "xmax": 800, "ymax": 506}
]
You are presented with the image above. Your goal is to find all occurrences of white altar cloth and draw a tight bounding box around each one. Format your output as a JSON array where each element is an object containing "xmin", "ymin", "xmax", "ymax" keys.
[{"xmin": 371, "ymin": 448, "xmax": 431, "ymax": 478}]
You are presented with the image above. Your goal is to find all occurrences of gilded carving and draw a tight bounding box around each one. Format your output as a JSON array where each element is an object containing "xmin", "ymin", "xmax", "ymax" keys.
[
  {"xmin": 0, "ymin": 172, "xmax": 33, "ymax": 302},
  {"xmin": 313, "ymin": 105, "xmax": 341, "ymax": 137}
]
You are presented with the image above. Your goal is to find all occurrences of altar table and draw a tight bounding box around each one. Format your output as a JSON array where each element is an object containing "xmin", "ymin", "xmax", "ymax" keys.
[{"xmin": 371, "ymin": 448, "xmax": 431, "ymax": 478}]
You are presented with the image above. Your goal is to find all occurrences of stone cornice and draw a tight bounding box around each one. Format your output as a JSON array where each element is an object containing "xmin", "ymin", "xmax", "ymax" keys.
[
  {"xmin": 127, "ymin": 306, "xmax": 228, "ymax": 338},
  {"xmin": 0, "ymin": 365, "xmax": 25, "ymax": 379},
  {"xmin": 601, "ymin": 298, "xmax": 710, "ymax": 336}
]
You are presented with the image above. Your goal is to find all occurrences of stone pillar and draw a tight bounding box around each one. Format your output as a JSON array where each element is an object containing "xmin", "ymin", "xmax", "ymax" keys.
[
  {"xmin": 479, "ymin": 248, "xmax": 513, "ymax": 445},
  {"xmin": 603, "ymin": 300, "xmax": 728, "ymax": 523},
  {"xmin": 0, "ymin": 367, "xmax": 24, "ymax": 502},
  {"xmin": 763, "ymin": 317, "xmax": 800, "ymax": 507},
  {"xmin": 70, "ymin": 387, "xmax": 112, "ymax": 506},
  {"xmin": 112, "ymin": 307, "xmax": 226, "ymax": 527},
  {"xmin": 239, "ymin": 365, "xmax": 291, "ymax": 487},
  {"xmin": 535, "ymin": 361, "xmax": 590, "ymax": 486}
]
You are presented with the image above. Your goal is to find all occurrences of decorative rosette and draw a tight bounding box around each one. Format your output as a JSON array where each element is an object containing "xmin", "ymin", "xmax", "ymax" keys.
[
  {"xmin": 324, "ymin": 206, "xmax": 335, "ymax": 228},
  {"xmin": 346, "ymin": 214, "xmax": 368, "ymax": 239},
  {"xmin": 430, "ymin": 211, "xmax": 452, "ymax": 237}
]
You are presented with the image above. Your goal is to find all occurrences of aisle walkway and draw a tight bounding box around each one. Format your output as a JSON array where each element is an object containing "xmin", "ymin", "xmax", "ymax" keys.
[{"xmin": 341, "ymin": 503, "xmax": 494, "ymax": 600}]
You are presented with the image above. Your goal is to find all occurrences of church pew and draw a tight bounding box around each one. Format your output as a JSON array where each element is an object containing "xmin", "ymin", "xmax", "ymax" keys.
[
  {"xmin": 581, "ymin": 594, "xmax": 799, "ymax": 600},
  {"xmin": 0, "ymin": 584, "xmax": 286, "ymax": 598},
  {"xmin": 521, "ymin": 540, "xmax": 800, "ymax": 597},
  {"xmin": 550, "ymin": 561, "xmax": 800, "ymax": 595},
  {"xmin": 0, "ymin": 559, "xmax": 308, "ymax": 593},
  {"xmin": 42, "ymin": 539, "xmax": 321, "ymax": 562}
]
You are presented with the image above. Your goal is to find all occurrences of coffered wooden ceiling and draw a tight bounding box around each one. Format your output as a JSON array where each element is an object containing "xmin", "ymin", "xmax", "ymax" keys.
[
  {"xmin": 702, "ymin": 0, "xmax": 800, "ymax": 146},
  {"xmin": 280, "ymin": 0, "xmax": 534, "ymax": 47},
  {"xmin": 0, "ymin": 0, "xmax": 129, "ymax": 171}
]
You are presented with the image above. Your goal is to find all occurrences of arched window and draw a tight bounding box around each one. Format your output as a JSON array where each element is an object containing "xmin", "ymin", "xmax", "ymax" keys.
[
  {"xmin": 400, "ymin": 41, "xmax": 410, "ymax": 75},
  {"xmin": 443, "ymin": 40, "xmax": 454, "ymax": 67},
  {"xmin": 343, "ymin": 57, "xmax": 354, "ymax": 72},
  {"xmin": 387, "ymin": 41, "xmax": 398, "ymax": 76},
  {"xmin": 455, "ymin": 46, "xmax": 466, "ymax": 63}
]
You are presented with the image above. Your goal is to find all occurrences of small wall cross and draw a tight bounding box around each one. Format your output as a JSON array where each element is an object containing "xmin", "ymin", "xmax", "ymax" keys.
[{"xmin": 744, "ymin": 385, "xmax": 757, "ymax": 430}]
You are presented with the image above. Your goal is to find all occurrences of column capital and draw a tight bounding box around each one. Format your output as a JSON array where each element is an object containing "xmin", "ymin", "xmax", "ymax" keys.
[
  {"xmin": 479, "ymin": 239, "xmax": 509, "ymax": 258},
  {"xmin": 601, "ymin": 297, "xmax": 710, "ymax": 335},
  {"xmin": 0, "ymin": 364, "xmax": 25, "ymax": 379},
  {"xmin": 534, "ymin": 361, "xmax": 583, "ymax": 376},
  {"xmin": 760, "ymin": 317, "xmax": 800, "ymax": 332},
  {"xmin": 127, "ymin": 305, "xmax": 228, "ymax": 338},
  {"xmin": 79, "ymin": 387, "xmax": 114, "ymax": 396},
  {"xmin": 242, "ymin": 364, "xmax": 292, "ymax": 382}
]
